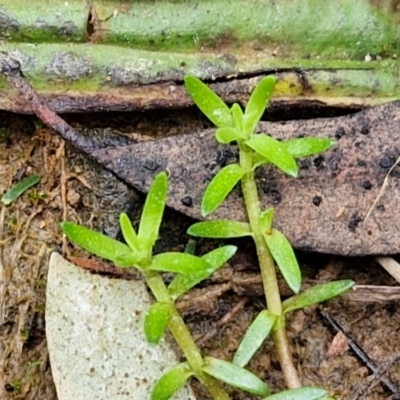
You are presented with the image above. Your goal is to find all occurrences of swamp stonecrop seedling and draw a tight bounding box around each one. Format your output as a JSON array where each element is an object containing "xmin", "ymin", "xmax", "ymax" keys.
[
  {"xmin": 61, "ymin": 75, "xmax": 353, "ymax": 400},
  {"xmin": 184, "ymin": 75, "xmax": 355, "ymax": 395}
]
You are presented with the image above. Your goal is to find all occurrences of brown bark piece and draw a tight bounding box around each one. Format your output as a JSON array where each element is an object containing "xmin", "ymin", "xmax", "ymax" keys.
[{"xmin": 94, "ymin": 102, "xmax": 400, "ymax": 256}]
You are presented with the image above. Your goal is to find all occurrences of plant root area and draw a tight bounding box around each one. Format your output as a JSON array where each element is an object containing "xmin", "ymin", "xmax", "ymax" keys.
[{"xmin": 0, "ymin": 109, "xmax": 399, "ymax": 400}]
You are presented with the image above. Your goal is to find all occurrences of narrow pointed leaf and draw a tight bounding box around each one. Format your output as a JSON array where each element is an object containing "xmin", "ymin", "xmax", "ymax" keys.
[
  {"xmin": 284, "ymin": 138, "xmax": 335, "ymax": 158},
  {"xmin": 283, "ymin": 280, "xmax": 355, "ymax": 315},
  {"xmin": 151, "ymin": 362, "xmax": 193, "ymax": 400},
  {"xmin": 184, "ymin": 76, "xmax": 233, "ymax": 128},
  {"xmin": 262, "ymin": 387, "xmax": 328, "ymax": 400},
  {"xmin": 246, "ymin": 134, "xmax": 298, "ymax": 177},
  {"xmin": 61, "ymin": 222, "xmax": 133, "ymax": 263},
  {"xmin": 233, "ymin": 310, "xmax": 277, "ymax": 367},
  {"xmin": 144, "ymin": 302, "xmax": 173, "ymax": 344},
  {"xmin": 151, "ymin": 252, "xmax": 212, "ymax": 275},
  {"xmin": 259, "ymin": 208, "xmax": 274, "ymax": 234},
  {"xmin": 188, "ymin": 220, "xmax": 252, "ymax": 238},
  {"xmin": 231, "ymin": 103, "xmax": 244, "ymax": 132},
  {"xmin": 1, "ymin": 174, "xmax": 41, "ymax": 205},
  {"xmin": 244, "ymin": 76, "xmax": 276, "ymax": 134},
  {"xmin": 202, "ymin": 164, "xmax": 246, "ymax": 216},
  {"xmin": 138, "ymin": 172, "xmax": 168, "ymax": 251},
  {"xmin": 215, "ymin": 127, "xmax": 246, "ymax": 144},
  {"xmin": 263, "ymin": 229, "xmax": 301, "ymax": 293},
  {"xmin": 202, "ymin": 357, "xmax": 269, "ymax": 396},
  {"xmin": 120, "ymin": 213, "xmax": 138, "ymax": 251},
  {"xmin": 168, "ymin": 245, "xmax": 237, "ymax": 299}
]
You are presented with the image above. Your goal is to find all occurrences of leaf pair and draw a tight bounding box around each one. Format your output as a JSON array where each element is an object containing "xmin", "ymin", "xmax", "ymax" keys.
[
  {"xmin": 153, "ymin": 356, "xmax": 270, "ymax": 400},
  {"xmin": 61, "ymin": 172, "xmax": 168, "ymax": 269},
  {"xmin": 185, "ymin": 76, "xmax": 334, "ymax": 217}
]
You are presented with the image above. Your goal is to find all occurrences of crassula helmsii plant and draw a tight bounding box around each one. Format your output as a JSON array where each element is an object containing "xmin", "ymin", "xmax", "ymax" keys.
[
  {"xmin": 184, "ymin": 75, "xmax": 354, "ymax": 396},
  {"xmin": 60, "ymin": 75, "xmax": 354, "ymax": 400}
]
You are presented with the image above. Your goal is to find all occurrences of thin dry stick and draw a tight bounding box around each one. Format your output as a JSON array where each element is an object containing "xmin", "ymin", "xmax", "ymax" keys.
[{"xmin": 364, "ymin": 152, "xmax": 400, "ymax": 223}]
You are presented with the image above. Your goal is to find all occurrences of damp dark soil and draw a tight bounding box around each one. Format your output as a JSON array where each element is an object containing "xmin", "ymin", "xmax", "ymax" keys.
[{"xmin": 0, "ymin": 107, "xmax": 400, "ymax": 400}]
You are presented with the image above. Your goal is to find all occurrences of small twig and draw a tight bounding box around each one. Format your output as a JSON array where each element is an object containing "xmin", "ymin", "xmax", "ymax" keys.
[
  {"xmin": 364, "ymin": 153, "xmax": 400, "ymax": 223},
  {"xmin": 321, "ymin": 311, "xmax": 399, "ymax": 395},
  {"xmin": 195, "ymin": 297, "xmax": 248, "ymax": 346}
]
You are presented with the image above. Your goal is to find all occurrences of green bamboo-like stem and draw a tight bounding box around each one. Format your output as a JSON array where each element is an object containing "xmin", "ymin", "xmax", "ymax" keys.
[
  {"xmin": 145, "ymin": 270, "xmax": 230, "ymax": 400},
  {"xmin": 239, "ymin": 143, "xmax": 301, "ymax": 389}
]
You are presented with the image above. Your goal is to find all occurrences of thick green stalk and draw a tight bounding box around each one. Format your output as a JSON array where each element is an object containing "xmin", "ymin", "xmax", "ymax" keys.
[
  {"xmin": 145, "ymin": 271, "xmax": 230, "ymax": 400},
  {"xmin": 239, "ymin": 143, "xmax": 301, "ymax": 389}
]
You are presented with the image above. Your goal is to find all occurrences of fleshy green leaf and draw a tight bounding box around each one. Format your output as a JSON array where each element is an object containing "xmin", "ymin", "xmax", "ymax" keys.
[
  {"xmin": 252, "ymin": 152, "xmax": 270, "ymax": 169},
  {"xmin": 215, "ymin": 127, "xmax": 246, "ymax": 144},
  {"xmin": 244, "ymin": 76, "xmax": 276, "ymax": 135},
  {"xmin": 168, "ymin": 245, "xmax": 237, "ymax": 300},
  {"xmin": 231, "ymin": 103, "xmax": 244, "ymax": 131},
  {"xmin": 184, "ymin": 76, "xmax": 233, "ymax": 128},
  {"xmin": 61, "ymin": 222, "xmax": 133, "ymax": 263},
  {"xmin": 263, "ymin": 229, "xmax": 301, "ymax": 293},
  {"xmin": 120, "ymin": 213, "xmax": 138, "ymax": 252},
  {"xmin": 137, "ymin": 172, "xmax": 168, "ymax": 251},
  {"xmin": 259, "ymin": 208, "xmax": 274, "ymax": 234},
  {"xmin": 202, "ymin": 357, "xmax": 269, "ymax": 396},
  {"xmin": 188, "ymin": 220, "xmax": 252, "ymax": 238},
  {"xmin": 246, "ymin": 134, "xmax": 298, "ymax": 177},
  {"xmin": 284, "ymin": 138, "xmax": 335, "ymax": 159},
  {"xmin": 202, "ymin": 164, "xmax": 246, "ymax": 216},
  {"xmin": 114, "ymin": 252, "xmax": 142, "ymax": 268},
  {"xmin": 151, "ymin": 362, "xmax": 193, "ymax": 400},
  {"xmin": 233, "ymin": 310, "xmax": 277, "ymax": 367},
  {"xmin": 282, "ymin": 280, "xmax": 355, "ymax": 315},
  {"xmin": 1, "ymin": 174, "xmax": 41, "ymax": 205},
  {"xmin": 262, "ymin": 387, "xmax": 328, "ymax": 400},
  {"xmin": 150, "ymin": 252, "xmax": 212, "ymax": 275},
  {"xmin": 144, "ymin": 302, "xmax": 173, "ymax": 344}
]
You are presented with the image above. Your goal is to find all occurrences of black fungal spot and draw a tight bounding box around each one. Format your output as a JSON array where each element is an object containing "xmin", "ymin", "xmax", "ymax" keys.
[
  {"xmin": 143, "ymin": 160, "xmax": 160, "ymax": 171},
  {"xmin": 348, "ymin": 213, "xmax": 362, "ymax": 231},
  {"xmin": 335, "ymin": 127, "xmax": 345, "ymax": 139},
  {"xmin": 4, "ymin": 383, "xmax": 14, "ymax": 392},
  {"xmin": 360, "ymin": 125, "xmax": 370, "ymax": 135},
  {"xmin": 181, "ymin": 196, "xmax": 193, "ymax": 207},
  {"xmin": 379, "ymin": 155, "xmax": 396, "ymax": 169},
  {"xmin": 312, "ymin": 196, "xmax": 322, "ymax": 206},
  {"xmin": 299, "ymin": 159, "xmax": 310, "ymax": 170},
  {"xmin": 271, "ymin": 190, "xmax": 282, "ymax": 204},
  {"xmin": 313, "ymin": 156, "xmax": 325, "ymax": 171},
  {"xmin": 357, "ymin": 159, "xmax": 367, "ymax": 167},
  {"xmin": 377, "ymin": 204, "xmax": 385, "ymax": 212},
  {"xmin": 260, "ymin": 181, "xmax": 282, "ymax": 204},
  {"xmin": 362, "ymin": 180, "xmax": 372, "ymax": 190}
]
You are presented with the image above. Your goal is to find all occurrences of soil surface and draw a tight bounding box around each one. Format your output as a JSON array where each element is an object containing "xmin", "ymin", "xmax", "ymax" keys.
[{"xmin": 0, "ymin": 107, "xmax": 400, "ymax": 400}]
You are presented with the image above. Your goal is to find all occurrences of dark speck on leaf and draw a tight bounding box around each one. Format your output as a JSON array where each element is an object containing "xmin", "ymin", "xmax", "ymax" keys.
[
  {"xmin": 335, "ymin": 127, "xmax": 345, "ymax": 139},
  {"xmin": 312, "ymin": 196, "xmax": 322, "ymax": 206},
  {"xmin": 348, "ymin": 213, "xmax": 362, "ymax": 231},
  {"xmin": 362, "ymin": 180, "xmax": 372, "ymax": 190},
  {"xmin": 360, "ymin": 125, "xmax": 370, "ymax": 135},
  {"xmin": 357, "ymin": 159, "xmax": 367, "ymax": 167},
  {"xmin": 379, "ymin": 155, "xmax": 396, "ymax": 169},
  {"xmin": 143, "ymin": 160, "xmax": 160, "ymax": 171},
  {"xmin": 313, "ymin": 156, "xmax": 325, "ymax": 171},
  {"xmin": 271, "ymin": 190, "xmax": 282, "ymax": 204},
  {"xmin": 181, "ymin": 196, "xmax": 193, "ymax": 207}
]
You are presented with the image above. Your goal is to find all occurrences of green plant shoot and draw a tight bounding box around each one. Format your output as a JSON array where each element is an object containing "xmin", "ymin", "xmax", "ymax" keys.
[
  {"xmin": 185, "ymin": 74, "xmax": 354, "ymax": 393},
  {"xmin": 61, "ymin": 172, "xmax": 271, "ymax": 400}
]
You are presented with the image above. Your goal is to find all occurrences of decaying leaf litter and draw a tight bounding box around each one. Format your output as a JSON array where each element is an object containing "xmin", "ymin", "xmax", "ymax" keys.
[{"xmin": 1, "ymin": 63, "xmax": 400, "ymax": 399}]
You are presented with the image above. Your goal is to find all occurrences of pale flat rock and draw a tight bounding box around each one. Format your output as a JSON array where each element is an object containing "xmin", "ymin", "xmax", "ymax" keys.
[{"xmin": 46, "ymin": 252, "xmax": 196, "ymax": 400}]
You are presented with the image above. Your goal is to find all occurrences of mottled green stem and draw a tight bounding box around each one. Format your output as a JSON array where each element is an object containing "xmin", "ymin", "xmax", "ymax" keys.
[
  {"xmin": 239, "ymin": 143, "xmax": 301, "ymax": 389},
  {"xmin": 145, "ymin": 271, "xmax": 230, "ymax": 400}
]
